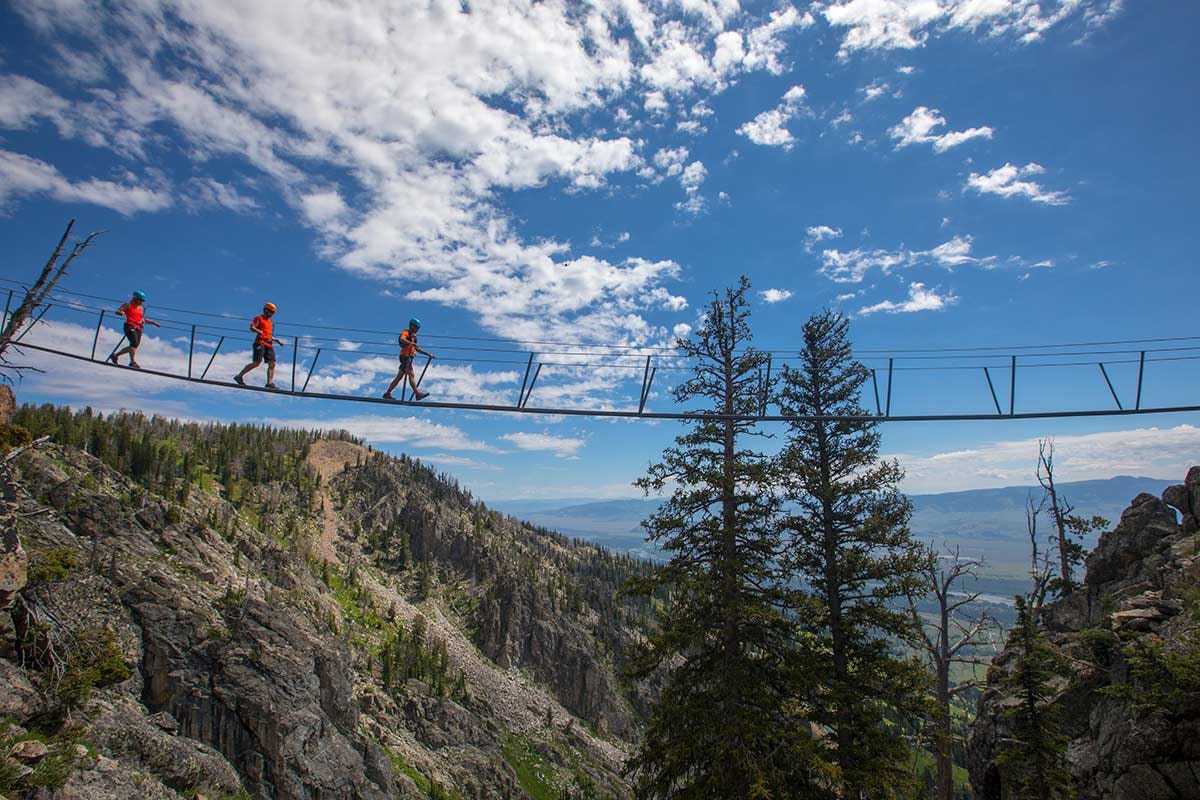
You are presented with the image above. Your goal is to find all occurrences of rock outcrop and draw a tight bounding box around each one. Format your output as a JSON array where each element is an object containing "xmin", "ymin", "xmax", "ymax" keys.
[
  {"xmin": 0, "ymin": 408, "xmax": 646, "ymax": 798},
  {"xmin": 968, "ymin": 467, "xmax": 1200, "ymax": 800}
]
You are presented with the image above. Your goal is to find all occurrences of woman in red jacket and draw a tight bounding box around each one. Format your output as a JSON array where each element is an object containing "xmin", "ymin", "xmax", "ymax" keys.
[{"xmin": 108, "ymin": 290, "xmax": 159, "ymax": 369}]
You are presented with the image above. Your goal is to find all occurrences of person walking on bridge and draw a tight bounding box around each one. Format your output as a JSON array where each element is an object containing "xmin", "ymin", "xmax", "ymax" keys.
[
  {"xmin": 233, "ymin": 302, "xmax": 286, "ymax": 389},
  {"xmin": 383, "ymin": 317, "xmax": 435, "ymax": 401},
  {"xmin": 108, "ymin": 290, "xmax": 159, "ymax": 369}
]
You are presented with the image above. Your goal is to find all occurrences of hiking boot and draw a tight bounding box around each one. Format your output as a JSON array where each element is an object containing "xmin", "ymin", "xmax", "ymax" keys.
[
  {"xmin": 414, "ymin": 391, "xmax": 429, "ymax": 401},
  {"xmin": 233, "ymin": 375, "xmax": 245, "ymax": 386},
  {"xmin": 107, "ymin": 354, "xmax": 119, "ymax": 365},
  {"xmin": 129, "ymin": 361, "xmax": 141, "ymax": 369},
  {"xmin": 382, "ymin": 392, "xmax": 395, "ymax": 401},
  {"xmin": 265, "ymin": 382, "xmax": 279, "ymax": 390}
]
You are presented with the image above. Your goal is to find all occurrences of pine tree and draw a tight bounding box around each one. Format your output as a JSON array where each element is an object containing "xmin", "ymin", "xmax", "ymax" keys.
[
  {"xmin": 776, "ymin": 309, "xmax": 931, "ymax": 799},
  {"xmin": 995, "ymin": 596, "xmax": 1074, "ymax": 800},
  {"xmin": 628, "ymin": 278, "xmax": 826, "ymax": 799}
]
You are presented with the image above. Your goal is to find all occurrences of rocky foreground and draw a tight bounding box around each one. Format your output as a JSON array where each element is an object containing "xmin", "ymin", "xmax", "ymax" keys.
[
  {"xmin": 0, "ymin": 409, "xmax": 651, "ymax": 799},
  {"xmin": 969, "ymin": 467, "xmax": 1200, "ymax": 800}
]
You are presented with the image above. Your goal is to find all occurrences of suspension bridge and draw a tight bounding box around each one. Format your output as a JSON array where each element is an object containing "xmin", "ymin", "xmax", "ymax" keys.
[{"xmin": 3, "ymin": 279, "xmax": 1199, "ymax": 423}]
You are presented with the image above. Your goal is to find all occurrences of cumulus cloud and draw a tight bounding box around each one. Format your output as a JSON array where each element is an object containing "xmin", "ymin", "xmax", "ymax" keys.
[
  {"xmin": 857, "ymin": 282, "xmax": 957, "ymax": 315},
  {"xmin": 966, "ymin": 162, "xmax": 1070, "ymax": 205},
  {"xmin": 500, "ymin": 431, "xmax": 586, "ymax": 458},
  {"xmin": 760, "ymin": 288, "xmax": 793, "ymax": 303},
  {"xmin": 818, "ymin": 0, "xmax": 1124, "ymax": 58},
  {"xmin": 737, "ymin": 84, "xmax": 808, "ymax": 148},
  {"xmin": 2, "ymin": 0, "xmax": 816, "ymax": 385},
  {"xmin": 889, "ymin": 106, "xmax": 993, "ymax": 152}
]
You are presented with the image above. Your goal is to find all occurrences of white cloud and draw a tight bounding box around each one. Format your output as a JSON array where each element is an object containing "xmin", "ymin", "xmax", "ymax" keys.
[
  {"xmin": 818, "ymin": 234, "xmax": 992, "ymax": 282},
  {"xmin": 889, "ymin": 106, "xmax": 993, "ymax": 152},
  {"xmin": 966, "ymin": 162, "xmax": 1070, "ymax": 205},
  {"xmin": 760, "ymin": 288, "xmax": 793, "ymax": 303},
  {"xmin": 183, "ymin": 177, "xmax": 258, "ymax": 213},
  {"xmin": 860, "ymin": 80, "xmax": 890, "ymax": 101},
  {"xmin": 819, "ymin": 0, "xmax": 1123, "ymax": 58},
  {"xmin": 806, "ymin": 224, "xmax": 843, "ymax": 243},
  {"xmin": 857, "ymin": 282, "xmax": 958, "ymax": 315},
  {"xmin": 891, "ymin": 425, "xmax": 1200, "ymax": 494},
  {"xmin": 0, "ymin": 149, "xmax": 172, "ymax": 215},
  {"xmin": 675, "ymin": 159, "xmax": 709, "ymax": 214},
  {"xmin": 3, "ymin": 0, "xmax": 823, "ymax": 394},
  {"xmin": 500, "ymin": 431, "xmax": 586, "ymax": 458},
  {"xmin": 737, "ymin": 84, "xmax": 807, "ymax": 148}
]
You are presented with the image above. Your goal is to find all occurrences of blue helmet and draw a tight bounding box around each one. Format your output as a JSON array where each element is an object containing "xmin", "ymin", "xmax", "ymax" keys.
[
  {"xmin": 408, "ymin": 317, "xmax": 421, "ymax": 329},
  {"xmin": 132, "ymin": 290, "xmax": 147, "ymax": 300}
]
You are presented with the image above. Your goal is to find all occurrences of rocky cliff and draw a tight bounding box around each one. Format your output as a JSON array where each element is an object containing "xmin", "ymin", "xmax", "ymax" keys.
[
  {"xmin": 968, "ymin": 467, "xmax": 1200, "ymax": 800},
  {"xmin": 0, "ymin": 407, "xmax": 653, "ymax": 799}
]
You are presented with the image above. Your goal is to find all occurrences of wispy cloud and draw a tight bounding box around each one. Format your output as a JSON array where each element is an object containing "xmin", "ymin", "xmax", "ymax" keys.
[
  {"xmin": 891, "ymin": 425, "xmax": 1200, "ymax": 494},
  {"xmin": 858, "ymin": 282, "xmax": 957, "ymax": 316},
  {"xmin": 966, "ymin": 162, "xmax": 1070, "ymax": 205},
  {"xmin": 500, "ymin": 431, "xmax": 586, "ymax": 458}
]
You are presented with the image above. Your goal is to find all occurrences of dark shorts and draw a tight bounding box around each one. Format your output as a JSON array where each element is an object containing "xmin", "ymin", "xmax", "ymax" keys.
[
  {"xmin": 123, "ymin": 324, "xmax": 142, "ymax": 348},
  {"xmin": 253, "ymin": 342, "xmax": 276, "ymax": 365},
  {"xmin": 399, "ymin": 354, "xmax": 414, "ymax": 373}
]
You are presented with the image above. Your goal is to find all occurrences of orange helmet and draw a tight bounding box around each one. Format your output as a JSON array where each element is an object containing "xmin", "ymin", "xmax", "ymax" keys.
[{"xmin": 263, "ymin": 302, "xmax": 277, "ymax": 312}]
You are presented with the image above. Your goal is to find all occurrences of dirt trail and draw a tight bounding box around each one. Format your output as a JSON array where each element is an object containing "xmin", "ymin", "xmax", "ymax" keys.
[{"xmin": 305, "ymin": 439, "xmax": 371, "ymax": 564}]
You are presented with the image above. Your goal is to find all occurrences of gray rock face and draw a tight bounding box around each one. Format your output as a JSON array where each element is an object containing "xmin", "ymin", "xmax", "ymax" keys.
[{"xmin": 969, "ymin": 468, "xmax": 1200, "ymax": 800}]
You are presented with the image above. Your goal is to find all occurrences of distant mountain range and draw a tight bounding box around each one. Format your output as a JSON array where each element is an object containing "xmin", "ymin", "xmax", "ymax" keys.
[{"xmin": 490, "ymin": 476, "xmax": 1177, "ymax": 577}]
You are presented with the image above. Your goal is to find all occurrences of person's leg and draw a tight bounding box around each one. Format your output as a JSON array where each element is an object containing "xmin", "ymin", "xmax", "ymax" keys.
[
  {"xmin": 265, "ymin": 347, "xmax": 277, "ymax": 386},
  {"xmin": 126, "ymin": 328, "xmax": 143, "ymax": 366},
  {"xmin": 384, "ymin": 368, "xmax": 404, "ymax": 396},
  {"xmin": 236, "ymin": 344, "xmax": 264, "ymax": 381},
  {"xmin": 111, "ymin": 325, "xmax": 135, "ymax": 362}
]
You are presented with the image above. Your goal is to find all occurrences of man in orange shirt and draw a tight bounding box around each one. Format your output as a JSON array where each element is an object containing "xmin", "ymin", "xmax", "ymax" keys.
[
  {"xmin": 383, "ymin": 317, "xmax": 435, "ymax": 400},
  {"xmin": 108, "ymin": 290, "xmax": 160, "ymax": 369},
  {"xmin": 233, "ymin": 302, "xmax": 286, "ymax": 389}
]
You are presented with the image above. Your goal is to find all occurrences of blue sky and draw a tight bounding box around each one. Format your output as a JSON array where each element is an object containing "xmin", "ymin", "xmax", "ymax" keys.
[{"xmin": 1, "ymin": 0, "xmax": 1197, "ymax": 501}]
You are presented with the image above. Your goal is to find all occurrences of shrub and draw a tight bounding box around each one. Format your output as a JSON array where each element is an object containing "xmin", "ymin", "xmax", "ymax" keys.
[{"xmin": 26, "ymin": 547, "xmax": 80, "ymax": 584}]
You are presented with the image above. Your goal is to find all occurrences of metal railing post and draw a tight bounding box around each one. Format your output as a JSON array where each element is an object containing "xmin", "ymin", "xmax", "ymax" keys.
[
  {"xmin": 91, "ymin": 310, "xmax": 106, "ymax": 360},
  {"xmin": 885, "ymin": 358, "xmax": 894, "ymax": 417},
  {"xmin": 200, "ymin": 337, "xmax": 225, "ymax": 380},
  {"xmin": 291, "ymin": 339, "xmax": 299, "ymax": 392},
  {"xmin": 301, "ymin": 348, "xmax": 322, "ymax": 393},
  {"xmin": 522, "ymin": 364, "xmax": 543, "ymax": 408},
  {"xmin": 516, "ymin": 352, "xmax": 534, "ymax": 407},
  {"xmin": 1009, "ymin": 355, "xmax": 1017, "ymax": 416},
  {"xmin": 983, "ymin": 367, "xmax": 1002, "ymax": 415},
  {"xmin": 1098, "ymin": 363, "xmax": 1123, "ymax": 410},
  {"xmin": 1135, "ymin": 351, "xmax": 1145, "ymax": 410},
  {"xmin": 188, "ymin": 324, "xmax": 196, "ymax": 378}
]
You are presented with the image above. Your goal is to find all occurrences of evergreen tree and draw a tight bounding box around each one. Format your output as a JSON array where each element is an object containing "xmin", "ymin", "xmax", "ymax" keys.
[
  {"xmin": 776, "ymin": 309, "xmax": 931, "ymax": 799},
  {"xmin": 628, "ymin": 278, "xmax": 826, "ymax": 799},
  {"xmin": 995, "ymin": 596, "xmax": 1074, "ymax": 800}
]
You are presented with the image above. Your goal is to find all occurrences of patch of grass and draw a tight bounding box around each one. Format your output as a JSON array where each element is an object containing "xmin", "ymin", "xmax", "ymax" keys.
[
  {"xmin": 26, "ymin": 547, "xmax": 80, "ymax": 584},
  {"xmin": 388, "ymin": 750, "xmax": 432, "ymax": 794},
  {"xmin": 56, "ymin": 628, "xmax": 133, "ymax": 709},
  {"xmin": 0, "ymin": 727, "xmax": 84, "ymax": 794},
  {"xmin": 502, "ymin": 734, "xmax": 558, "ymax": 800}
]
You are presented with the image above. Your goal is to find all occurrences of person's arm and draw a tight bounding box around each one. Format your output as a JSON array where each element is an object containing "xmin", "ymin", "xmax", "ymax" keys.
[
  {"xmin": 146, "ymin": 317, "xmax": 161, "ymax": 328},
  {"xmin": 273, "ymin": 335, "xmax": 286, "ymax": 346},
  {"xmin": 416, "ymin": 345, "xmax": 435, "ymax": 358},
  {"xmin": 116, "ymin": 302, "xmax": 129, "ymax": 317}
]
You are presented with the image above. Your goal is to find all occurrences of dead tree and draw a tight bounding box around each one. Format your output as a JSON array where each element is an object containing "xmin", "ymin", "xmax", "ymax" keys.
[
  {"xmin": 909, "ymin": 544, "xmax": 998, "ymax": 800},
  {"xmin": 0, "ymin": 219, "xmax": 103, "ymax": 380},
  {"xmin": 1036, "ymin": 440, "xmax": 1075, "ymax": 593},
  {"xmin": 1026, "ymin": 492, "xmax": 1054, "ymax": 614}
]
